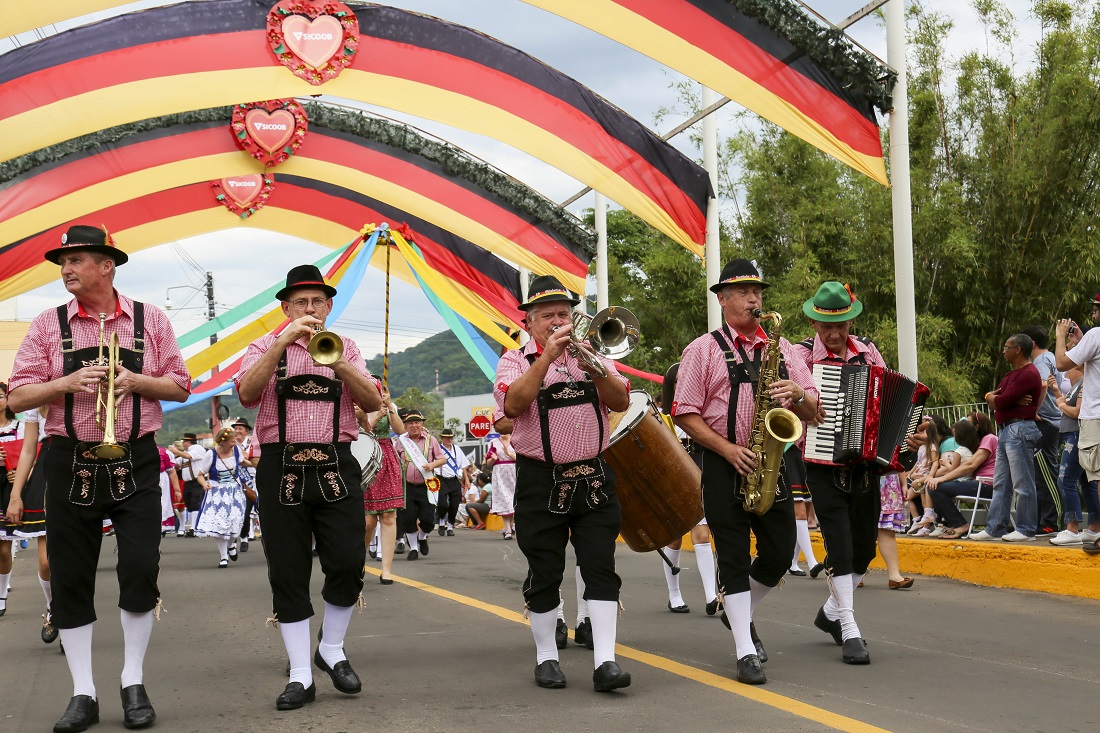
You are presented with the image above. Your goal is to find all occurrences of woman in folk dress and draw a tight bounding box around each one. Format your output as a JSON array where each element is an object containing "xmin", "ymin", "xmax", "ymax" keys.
[{"xmin": 194, "ymin": 428, "xmax": 254, "ymax": 568}]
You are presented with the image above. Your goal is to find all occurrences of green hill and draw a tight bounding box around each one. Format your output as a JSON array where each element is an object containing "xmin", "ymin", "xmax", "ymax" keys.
[{"xmin": 159, "ymin": 330, "xmax": 491, "ymax": 439}]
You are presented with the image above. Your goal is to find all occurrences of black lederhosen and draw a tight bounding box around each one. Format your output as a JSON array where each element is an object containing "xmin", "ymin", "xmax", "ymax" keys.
[
  {"xmin": 435, "ymin": 475, "xmax": 463, "ymax": 526},
  {"xmin": 256, "ymin": 354, "xmax": 365, "ymax": 624},
  {"xmin": 703, "ymin": 327, "xmax": 795, "ymax": 595},
  {"xmin": 515, "ymin": 355, "xmax": 621, "ymax": 614},
  {"xmin": 797, "ymin": 338, "xmax": 881, "ymax": 577},
  {"xmin": 183, "ymin": 479, "xmax": 204, "ymax": 512},
  {"xmin": 401, "ymin": 442, "xmax": 438, "ymax": 537},
  {"xmin": 46, "ymin": 304, "xmax": 162, "ymax": 629}
]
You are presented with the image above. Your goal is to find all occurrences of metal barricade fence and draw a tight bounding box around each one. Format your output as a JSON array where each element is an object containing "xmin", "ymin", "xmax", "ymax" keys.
[{"xmin": 923, "ymin": 402, "xmax": 990, "ymax": 431}]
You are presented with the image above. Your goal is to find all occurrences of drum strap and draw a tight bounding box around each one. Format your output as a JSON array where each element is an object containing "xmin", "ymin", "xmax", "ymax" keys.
[{"xmin": 524, "ymin": 352, "xmax": 603, "ymax": 465}]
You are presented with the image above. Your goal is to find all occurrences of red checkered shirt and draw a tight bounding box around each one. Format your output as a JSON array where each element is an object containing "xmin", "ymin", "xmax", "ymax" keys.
[
  {"xmin": 494, "ymin": 340, "xmax": 629, "ymax": 464},
  {"xmin": 795, "ymin": 334, "xmax": 886, "ymax": 371},
  {"xmin": 8, "ymin": 294, "xmax": 190, "ymax": 441},
  {"xmin": 394, "ymin": 434, "xmax": 443, "ymax": 485},
  {"xmin": 673, "ymin": 324, "xmax": 817, "ymax": 446},
  {"xmin": 234, "ymin": 333, "xmax": 374, "ymax": 445}
]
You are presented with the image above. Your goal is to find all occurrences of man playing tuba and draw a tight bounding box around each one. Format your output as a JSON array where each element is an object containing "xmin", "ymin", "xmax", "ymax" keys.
[
  {"xmin": 673, "ymin": 260, "xmax": 818, "ymax": 686},
  {"xmin": 9, "ymin": 225, "xmax": 191, "ymax": 732}
]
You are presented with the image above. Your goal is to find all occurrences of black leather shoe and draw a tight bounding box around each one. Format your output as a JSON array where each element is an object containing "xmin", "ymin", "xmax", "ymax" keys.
[
  {"xmin": 447, "ymin": 528, "xmax": 455, "ymax": 536},
  {"xmin": 368, "ymin": 547, "xmax": 377, "ymax": 559},
  {"xmin": 736, "ymin": 654, "xmax": 767, "ymax": 685},
  {"xmin": 574, "ymin": 618, "xmax": 594, "ymax": 649},
  {"xmin": 842, "ymin": 637, "xmax": 870, "ymax": 665},
  {"xmin": 407, "ymin": 549, "xmax": 419, "ymax": 561},
  {"xmin": 809, "ymin": 562, "xmax": 826, "ymax": 579},
  {"xmin": 419, "ymin": 536, "xmax": 429, "ymax": 556},
  {"xmin": 555, "ymin": 618, "xmax": 569, "ymax": 649},
  {"xmin": 593, "ymin": 660, "xmax": 631, "ymax": 691},
  {"xmin": 275, "ymin": 682, "xmax": 316, "ymax": 710},
  {"xmin": 228, "ymin": 544, "xmax": 238, "ymax": 562},
  {"xmin": 120, "ymin": 684, "xmax": 155, "ymax": 729},
  {"xmin": 314, "ymin": 649, "xmax": 362, "ymax": 694},
  {"xmin": 667, "ymin": 601, "xmax": 690, "ymax": 613},
  {"xmin": 814, "ymin": 606, "xmax": 843, "ymax": 646},
  {"xmin": 379, "ymin": 576, "xmax": 393, "ymax": 585},
  {"xmin": 789, "ymin": 567, "xmax": 807, "ymax": 576},
  {"xmin": 53, "ymin": 695, "xmax": 99, "ymax": 733},
  {"xmin": 705, "ymin": 598, "xmax": 721, "ymax": 616},
  {"xmin": 438, "ymin": 525, "xmax": 446, "ymax": 536},
  {"xmin": 42, "ymin": 612, "xmax": 59, "ymax": 644},
  {"xmin": 534, "ymin": 660, "xmax": 567, "ymax": 688},
  {"xmin": 240, "ymin": 540, "xmax": 249, "ymax": 553},
  {"xmin": 749, "ymin": 621, "xmax": 767, "ymax": 663}
]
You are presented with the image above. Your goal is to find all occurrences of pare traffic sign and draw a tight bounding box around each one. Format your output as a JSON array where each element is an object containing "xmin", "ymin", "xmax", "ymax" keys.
[{"xmin": 468, "ymin": 414, "xmax": 493, "ymax": 438}]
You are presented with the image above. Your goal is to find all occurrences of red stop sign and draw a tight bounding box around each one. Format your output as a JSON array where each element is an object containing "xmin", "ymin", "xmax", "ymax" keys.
[{"xmin": 469, "ymin": 415, "xmax": 493, "ymax": 438}]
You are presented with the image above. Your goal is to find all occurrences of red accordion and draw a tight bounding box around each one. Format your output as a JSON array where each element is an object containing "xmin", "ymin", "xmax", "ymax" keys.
[{"xmin": 804, "ymin": 364, "xmax": 929, "ymax": 471}]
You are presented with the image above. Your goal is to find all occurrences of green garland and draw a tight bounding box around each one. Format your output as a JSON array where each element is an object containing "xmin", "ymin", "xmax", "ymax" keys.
[
  {"xmin": 731, "ymin": 0, "xmax": 896, "ymax": 114},
  {"xmin": 0, "ymin": 104, "xmax": 595, "ymax": 256}
]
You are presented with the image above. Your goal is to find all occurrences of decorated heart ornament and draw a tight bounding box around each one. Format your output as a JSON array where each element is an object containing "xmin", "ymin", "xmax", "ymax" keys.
[
  {"xmin": 212, "ymin": 174, "xmax": 276, "ymax": 219},
  {"xmin": 231, "ymin": 99, "xmax": 309, "ymax": 168},
  {"xmin": 268, "ymin": 1, "xmax": 359, "ymax": 86}
]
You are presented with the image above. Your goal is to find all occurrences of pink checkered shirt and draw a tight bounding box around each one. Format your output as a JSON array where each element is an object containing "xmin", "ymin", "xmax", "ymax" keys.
[
  {"xmin": 795, "ymin": 334, "xmax": 886, "ymax": 371},
  {"xmin": 394, "ymin": 434, "xmax": 444, "ymax": 485},
  {"xmin": 234, "ymin": 334, "xmax": 374, "ymax": 445},
  {"xmin": 494, "ymin": 340, "xmax": 629, "ymax": 464},
  {"xmin": 8, "ymin": 295, "xmax": 190, "ymax": 441},
  {"xmin": 673, "ymin": 324, "xmax": 817, "ymax": 446}
]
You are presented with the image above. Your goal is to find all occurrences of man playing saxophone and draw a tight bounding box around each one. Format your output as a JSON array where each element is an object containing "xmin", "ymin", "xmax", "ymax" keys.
[
  {"xmin": 673, "ymin": 259, "xmax": 818, "ymax": 686},
  {"xmin": 8, "ymin": 225, "xmax": 190, "ymax": 732}
]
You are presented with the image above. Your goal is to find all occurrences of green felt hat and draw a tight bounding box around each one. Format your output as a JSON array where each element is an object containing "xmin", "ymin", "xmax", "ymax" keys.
[{"xmin": 802, "ymin": 281, "xmax": 863, "ymax": 322}]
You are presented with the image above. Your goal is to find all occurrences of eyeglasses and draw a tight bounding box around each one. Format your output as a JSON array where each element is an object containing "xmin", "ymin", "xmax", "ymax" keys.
[
  {"xmin": 287, "ymin": 297, "xmax": 328, "ymax": 310},
  {"xmin": 1002, "ymin": 344, "xmax": 1018, "ymax": 351}
]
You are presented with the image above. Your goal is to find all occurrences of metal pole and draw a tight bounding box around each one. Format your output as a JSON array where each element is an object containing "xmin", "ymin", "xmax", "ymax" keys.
[
  {"xmin": 205, "ymin": 271, "xmax": 220, "ymax": 430},
  {"xmin": 594, "ymin": 192, "xmax": 608, "ymax": 312},
  {"xmin": 383, "ymin": 236, "xmax": 391, "ymax": 393},
  {"xmin": 518, "ymin": 267, "xmax": 530, "ymax": 346},
  {"xmin": 886, "ymin": 0, "xmax": 919, "ymax": 379},
  {"xmin": 702, "ymin": 85, "xmax": 721, "ymax": 331}
]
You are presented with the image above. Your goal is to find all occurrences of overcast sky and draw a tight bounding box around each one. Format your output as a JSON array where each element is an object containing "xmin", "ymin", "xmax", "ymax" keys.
[{"xmin": 1, "ymin": 0, "xmax": 1045, "ymax": 368}]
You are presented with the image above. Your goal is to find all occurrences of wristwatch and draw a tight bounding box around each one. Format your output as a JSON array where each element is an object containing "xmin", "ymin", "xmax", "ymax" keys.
[{"xmin": 792, "ymin": 390, "xmax": 807, "ymax": 407}]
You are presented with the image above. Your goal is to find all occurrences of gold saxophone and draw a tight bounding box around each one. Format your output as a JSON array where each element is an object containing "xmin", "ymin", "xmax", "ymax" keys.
[{"xmin": 742, "ymin": 310, "xmax": 803, "ymax": 515}]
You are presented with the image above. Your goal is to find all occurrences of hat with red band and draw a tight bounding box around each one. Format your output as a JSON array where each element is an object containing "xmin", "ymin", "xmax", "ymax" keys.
[
  {"xmin": 709, "ymin": 259, "xmax": 770, "ymax": 293},
  {"xmin": 276, "ymin": 264, "xmax": 337, "ymax": 301},
  {"xmin": 518, "ymin": 275, "xmax": 581, "ymax": 312},
  {"xmin": 44, "ymin": 224, "xmax": 129, "ymax": 266}
]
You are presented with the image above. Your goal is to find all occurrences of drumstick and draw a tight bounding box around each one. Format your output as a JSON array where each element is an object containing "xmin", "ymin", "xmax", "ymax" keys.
[{"xmin": 656, "ymin": 548, "xmax": 680, "ymax": 575}]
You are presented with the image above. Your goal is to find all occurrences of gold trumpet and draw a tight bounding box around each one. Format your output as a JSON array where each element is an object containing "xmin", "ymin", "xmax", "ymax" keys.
[
  {"xmin": 308, "ymin": 325, "xmax": 343, "ymax": 365},
  {"xmin": 552, "ymin": 306, "xmax": 641, "ymax": 378},
  {"xmin": 93, "ymin": 313, "xmax": 127, "ymax": 460}
]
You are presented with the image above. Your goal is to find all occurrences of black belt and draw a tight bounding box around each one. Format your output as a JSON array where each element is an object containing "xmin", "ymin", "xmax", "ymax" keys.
[{"xmin": 1001, "ymin": 418, "xmax": 1034, "ymax": 426}]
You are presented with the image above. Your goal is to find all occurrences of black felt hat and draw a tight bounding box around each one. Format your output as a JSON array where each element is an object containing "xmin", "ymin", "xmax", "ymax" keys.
[
  {"xmin": 231, "ymin": 417, "xmax": 252, "ymax": 430},
  {"xmin": 44, "ymin": 225, "xmax": 129, "ymax": 266},
  {"xmin": 404, "ymin": 410, "xmax": 425, "ymax": 422},
  {"xmin": 275, "ymin": 264, "xmax": 337, "ymax": 302},
  {"xmin": 518, "ymin": 275, "xmax": 580, "ymax": 312},
  {"xmin": 709, "ymin": 259, "xmax": 770, "ymax": 293},
  {"xmin": 440, "ymin": 428, "xmax": 455, "ymax": 438},
  {"xmin": 181, "ymin": 432, "xmax": 198, "ymax": 442}
]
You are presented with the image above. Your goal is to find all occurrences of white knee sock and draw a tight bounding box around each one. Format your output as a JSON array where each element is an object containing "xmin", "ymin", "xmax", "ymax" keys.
[
  {"xmin": 504, "ymin": 515, "xmax": 514, "ymax": 532},
  {"xmin": 556, "ymin": 596, "xmax": 565, "ymax": 622},
  {"xmin": 279, "ymin": 619, "xmax": 313, "ymax": 687},
  {"xmin": 215, "ymin": 538, "xmax": 229, "ymax": 561},
  {"xmin": 795, "ymin": 519, "xmax": 818, "ymax": 566},
  {"xmin": 60, "ymin": 623, "xmax": 96, "ymax": 698},
  {"xmin": 575, "ymin": 566, "xmax": 588, "ymax": 624},
  {"xmin": 587, "ymin": 600, "xmax": 619, "ymax": 668},
  {"xmin": 694, "ymin": 545, "xmax": 717, "ymax": 602},
  {"xmin": 724, "ymin": 591, "xmax": 756, "ymax": 659},
  {"xmin": 529, "ymin": 610, "xmax": 559, "ymax": 664},
  {"xmin": 405, "ymin": 532, "xmax": 419, "ymax": 552},
  {"xmin": 747, "ymin": 576, "xmax": 772, "ymax": 618},
  {"xmin": 39, "ymin": 574, "xmax": 52, "ymax": 608},
  {"xmin": 662, "ymin": 548, "xmax": 684, "ymax": 606},
  {"xmin": 826, "ymin": 573, "xmax": 861, "ymax": 641},
  {"xmin": 417, "ymin": 530, "xmax": 428, "ymax": 541},
  {"xmin": 0, "ymin": 571, "xmax": 9, "ymax": 610},
  {"xmin": 120, "ymin": 609, "xmax": 154, "ymax": 687},
  {"xmin": 319, "ymin": 602, "xmax": 354, "ymax": 666}
]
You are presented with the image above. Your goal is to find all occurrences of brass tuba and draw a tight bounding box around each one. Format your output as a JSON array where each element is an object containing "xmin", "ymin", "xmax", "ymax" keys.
[
  {"xmin": 555, "ymin": 306, "xmax": 641, "ymax": 378},
  {"xmin": 308, "ymin": 326, "xmax": 343, "ymax": 365},
  {"xmin": 741, "ymin": 310, "xmax": 802, "ymax": 515},
  {"xmin": 93, "ymin": 313, "xmax": 128, "ymax": 460}
]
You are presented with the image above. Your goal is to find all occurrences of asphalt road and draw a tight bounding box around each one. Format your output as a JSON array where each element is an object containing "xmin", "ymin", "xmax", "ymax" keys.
[{"xmin": 2, "ymin": 529, "xmax": 1097, "ymax": 733}]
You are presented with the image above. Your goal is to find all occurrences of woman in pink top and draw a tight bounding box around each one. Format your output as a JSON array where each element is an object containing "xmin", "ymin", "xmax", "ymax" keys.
[{"xmin": 925, "ymin": 412, "xmax": 998, "ymax": 538}]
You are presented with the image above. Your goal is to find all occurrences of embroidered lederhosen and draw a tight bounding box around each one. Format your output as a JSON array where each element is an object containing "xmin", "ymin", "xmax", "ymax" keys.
[
  {"xmin": 274, "ymin": 352, "xmax": 350, "ymax": 505},
  {"xmin": 796, "ymin": 336, "xmax": 877, "ymax": 494},
  {"xmin": 711, "ymin": 325, "xmax": 791, "ymax": 503},
  {"xmin": 525, "ymin": 353, "xmax": 610, "ymax": 514},
  {"xmin": 58, "ymin": 303, "xmax": 145, "ymax": 506}
]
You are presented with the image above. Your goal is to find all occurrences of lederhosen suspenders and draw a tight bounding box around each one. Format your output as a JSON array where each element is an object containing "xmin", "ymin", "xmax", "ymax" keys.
[
  {"xmin": 273, "ymin": 351, "xmax": 350, "ymax": 505},
  {"xmin": 57, "ymin": 303, "xmax": 146, "ymax": 505},
  {"xmin": 524, "ymin": 352, "xmax": 611, "ymax": 514},
  {"xmin": 711, "ymin": 324, "xmax": 789, "ymax": 501}
]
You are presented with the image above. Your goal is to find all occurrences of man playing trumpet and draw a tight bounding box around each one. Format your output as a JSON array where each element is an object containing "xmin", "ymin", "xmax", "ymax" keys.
[
  {"xmin": 9, "ymin": 225, "xmax": 191, "ymax": 732},
  {"xmin": 235, "ymin": 264, "xmax": 381, "ymax": 711}
]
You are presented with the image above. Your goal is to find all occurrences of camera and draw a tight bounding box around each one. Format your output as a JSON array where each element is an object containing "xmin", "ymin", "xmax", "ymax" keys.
[{"xmin": 1069, "ymin": 326, "xmax": 1078, "ymax": 335}]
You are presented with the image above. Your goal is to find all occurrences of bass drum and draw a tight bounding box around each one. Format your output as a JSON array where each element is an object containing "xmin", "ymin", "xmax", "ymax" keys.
[
  {"xmin": 351, "ymin": 429, "xmax": 384, "ymax": 488},
  {"xmin": 603, "ymin": 390, "xmax": 703, "ymax": 552}
]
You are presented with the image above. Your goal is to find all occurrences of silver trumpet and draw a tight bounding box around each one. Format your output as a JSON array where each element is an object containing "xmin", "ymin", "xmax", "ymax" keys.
[{"xmin": 552, "ymin": 306, "xmax": 640, "ymax": 378}]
